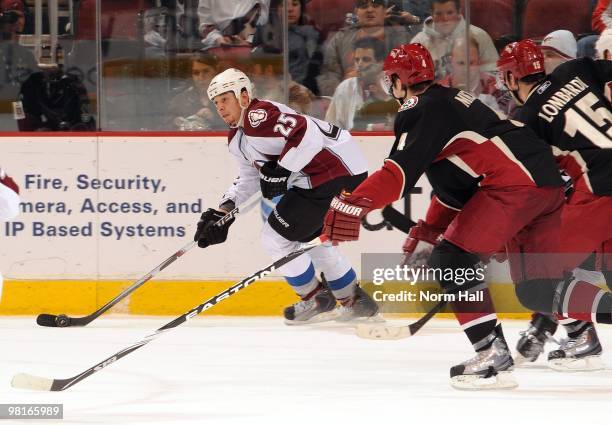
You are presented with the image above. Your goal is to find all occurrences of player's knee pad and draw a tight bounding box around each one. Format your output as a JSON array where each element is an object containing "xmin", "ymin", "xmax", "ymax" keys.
[
  {"xmin": 514, "ymin": 279, "xmax": 557, "ymax": 313},
  {"xmin": 260, "ymin": 222, "xmax": 299, "ymax": 259},
  {"xmin": 428, "ymin": 240, "xmax": 482, "ymax": 291}
]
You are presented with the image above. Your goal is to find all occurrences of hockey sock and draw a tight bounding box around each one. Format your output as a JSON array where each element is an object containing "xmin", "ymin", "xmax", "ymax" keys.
[
  {"xmin": 285, "ymin": 262, "xmax": 319, "ymax": 299},
  {"xmin": 310, "ymin": 244, "xmax": 356, "ymax": 300},
  {"xmin": 326, "ymin": 268, "xmax": 357, "ymax": 301},
  {"xmin": 554, "ymin": 279, "xmax": 612, "ymax": 323},
  {"xmin": 451, "ymin": 284, "xmax": 499, "ymax": 352},
  {"xmin": 428, "ymin": 240, "xmax": 498, "ymax": 351}
]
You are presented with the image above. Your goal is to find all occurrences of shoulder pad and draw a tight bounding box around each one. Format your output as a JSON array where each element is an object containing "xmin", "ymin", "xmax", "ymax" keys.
[{"xmin": 398, "ymin": 96, "xmax": 419, "ymax": 112}]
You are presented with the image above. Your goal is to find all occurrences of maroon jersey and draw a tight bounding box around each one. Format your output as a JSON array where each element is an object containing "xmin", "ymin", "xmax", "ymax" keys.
[
  {"xmin": 515, "ymin": 58, "xmax": 612, "ymax": 196},
  {"xmin": 351, "ymin": 84, "xmax": 563, "ymax": 208},
  {"xmin": 222, "ymin": 99, "xmax": 368, "ymax": 207}
]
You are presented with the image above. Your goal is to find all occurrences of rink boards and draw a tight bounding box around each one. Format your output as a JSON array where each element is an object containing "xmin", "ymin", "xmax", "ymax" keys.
[{"xmin": 0, "ymin": 133, "xmax": 526, "ymax": 316}]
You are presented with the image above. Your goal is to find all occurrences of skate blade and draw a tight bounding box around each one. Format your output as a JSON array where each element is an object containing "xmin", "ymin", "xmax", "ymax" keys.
[
  {"xmin": 513, "ymin": 352, "xmax": 539, "ymax": 367},
  {"xmin": 284, "ymin": 309, "xmax": 340, "ymax": 326},
  {"xmin": 548, "ymin": 355, "xmax": 605, "ymax": 372},
  {"xmin": 451, "ymin": 371, "xmax": 518, "ymax": 391},
  {"xmin": 356, "ymin": 323, "xmax": 410, "ymax": 340}
]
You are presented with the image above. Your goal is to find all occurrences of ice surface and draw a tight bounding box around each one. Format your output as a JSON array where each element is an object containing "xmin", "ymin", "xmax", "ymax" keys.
[{"xmin": 1, "ymin": 317, "xmax": 612, "ymax": 425}]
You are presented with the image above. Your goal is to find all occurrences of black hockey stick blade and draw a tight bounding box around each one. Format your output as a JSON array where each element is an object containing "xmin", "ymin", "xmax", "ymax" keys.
[
  {"xmin": 356, "ymin": 298, "xmax": 447, "ymax": 340},
  {"xmin": 36, "ymin": 314, "xmax": 75, "ymax": 328},
  {"xmin": 381, "ymin": 205, "xmax": 416, "ymax": 234},
  {"xmin": 12, "ymin": 236, "xmax": 326, "ymax": 391}
]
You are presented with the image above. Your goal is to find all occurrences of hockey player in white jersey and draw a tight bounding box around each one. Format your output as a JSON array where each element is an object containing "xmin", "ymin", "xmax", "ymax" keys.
[
  {"xmin": 193, "ymin": 68, "xmax": 379, "ymax": 323},
  {"xmin": 0, "ymin": 167, "xmax": 20, "ymax": 302}
]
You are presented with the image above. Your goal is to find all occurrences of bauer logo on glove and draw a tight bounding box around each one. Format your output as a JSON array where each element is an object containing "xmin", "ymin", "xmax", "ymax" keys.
[{"xmin": 259, "ymin": 160, "xmax": 291, "ymax": 199}]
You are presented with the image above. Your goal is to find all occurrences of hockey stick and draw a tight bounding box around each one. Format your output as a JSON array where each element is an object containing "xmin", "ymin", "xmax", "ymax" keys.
[
  {"xmin": 36, "ymin": 198, "xmax": 257, "ymax": 328},
  {"xmin": 355, "ymin": 298, "xmax": 448, "ymax": 340},
  {"xmin": 381, "ymin": 205, "xmax": 416, "ymax": 234},
  {"xmin": 12, "ymin": 235, "xmax": 327, "ymax": 391}
]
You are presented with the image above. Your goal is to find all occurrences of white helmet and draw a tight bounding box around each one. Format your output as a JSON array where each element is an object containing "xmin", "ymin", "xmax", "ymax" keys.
[{"xmin": 207, "ymin": 68, "xmax": 253, "ymax": 102}]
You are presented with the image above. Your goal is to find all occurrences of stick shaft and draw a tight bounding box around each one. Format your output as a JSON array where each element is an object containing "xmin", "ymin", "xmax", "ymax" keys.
[
  {"xmin": 47, "ymin": 236, "xmax": 325, "ymax": 391},
  {"xmin": 47, "ymin": 204, "xmax": 244, "ymax": 326}
]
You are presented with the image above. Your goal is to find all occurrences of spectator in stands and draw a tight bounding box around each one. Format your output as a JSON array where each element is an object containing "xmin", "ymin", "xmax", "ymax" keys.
[
  {"xmin": 596, "ymin": 28, "xmax": 612, "ymax": 59},
  {"xmin": 0, "ymin": 2, "xmax": 39, "ymax": 131},
  {"xmin": 578, "ymin": 0, "xmax": 609, "ymax": 58},
  {"xmin": 144, "ymin": 8, "xmax": 168, "ymax": 57},
  {"xmin": 248, "ymin": 53, "xmax": 316, "ymax": 114},
  {"xmin": 385, "ymin": 0, "xmax": 421, "ymax": 27},
  {"xmin": 167, "ymin": 53, "xmax": 225, "ymax": 130},
  {"xmin": 18, "ymin": 57, "xmax": 96, "ymax": 131},
  {"xmin": 0, "ymin": 0, "xmax": 23, "ymax": 40},
  {"xmin": 198, "ymin": 0, "xmax": 270, "ymax": 50},
  {"xmin": 397, "ymin": 0, "xmax": 430, "ymax": 23},
  {"xmin": 410, "ymin": 0, "xmax": 498, "ymax": 80},
  {"xmin": 253, "ymin": 0, "xmax": 323, "ymax": 94},
  {"xmin": 325, "ymin": 37, "xmax": 394, "ymax": 130},
  {"xmin": 317, "ymin": 0, "xmax": 416, "ymax": 96},
  {"xmin": 540, "ymin": 30, "xmax": 577, "ymax": 75},
  {"xmin": 439, "ymin": 34, "xmax": 512, "ymax": 116}
]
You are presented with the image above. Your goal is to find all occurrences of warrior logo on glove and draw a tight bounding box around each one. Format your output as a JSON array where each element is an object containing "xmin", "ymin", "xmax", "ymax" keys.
[
  {"xmin": 323, "ymin": 191, "xmax": 372, "ymax": 243},
  {"xmin": 329, "ymin": 198, "xmax": 365, "ymax": 216}
]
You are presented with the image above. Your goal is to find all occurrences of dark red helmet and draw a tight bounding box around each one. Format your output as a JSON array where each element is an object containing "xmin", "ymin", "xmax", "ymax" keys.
[
  {"xmin": 382, "ymin": 43, "xmax": 435, "ymax": 94},
  {"xmin": 497, "ymin": 39, "xmax": 545, "ymax": 79}
]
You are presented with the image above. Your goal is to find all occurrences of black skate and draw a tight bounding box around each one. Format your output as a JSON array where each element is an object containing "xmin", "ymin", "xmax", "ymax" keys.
[
  {"xmin": 548, "ymin": 323, "xmax": 604, "ymax": 371},
  {"xmin": 336, "ymin": 285, "xmax": 382, "ymax": 322},
  {"xmin": 450, "ymin": 325, "xmax": 518, "ymax": 390},
  {"xmin": 284, "ymin": 284, "xmax": 338, "ymax": 325},
  {"xmin": 515, "ymin": 313, "xmax": 558, "ymax": 366}
]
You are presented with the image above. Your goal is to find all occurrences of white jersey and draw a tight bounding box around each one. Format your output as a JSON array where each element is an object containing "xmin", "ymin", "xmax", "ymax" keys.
[
  {"xmin": 0, "ymin": 176, "xmax": 19, "ymax": 301},
  {"xmin": 0, "ymin": 180, "xmax": 20, "ymax": 221},
  {"xmin": 220, "ymin": 99, "xmax": 368, "ymax": 208}
]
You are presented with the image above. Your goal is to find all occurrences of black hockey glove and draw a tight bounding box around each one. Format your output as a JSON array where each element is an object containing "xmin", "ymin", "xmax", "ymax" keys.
[
  {"xmin": 259, "ymin": 161, "xmax": 291, "ymax": 200},
  {"xmin": 193, "ymin": 208, "xmax": 235, "ymax": 248}
]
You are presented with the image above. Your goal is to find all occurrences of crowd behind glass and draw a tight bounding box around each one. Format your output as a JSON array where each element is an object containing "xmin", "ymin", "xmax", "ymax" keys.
[{"xmin": 0, "ymin": 0, "xmax": 606, "ymax": 132}]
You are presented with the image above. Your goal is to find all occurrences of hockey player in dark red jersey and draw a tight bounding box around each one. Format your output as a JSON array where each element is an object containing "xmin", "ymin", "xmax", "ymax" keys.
[
  {"xmin": 323, "ymin": 43, "xmax": 570, "ymax": 390},
  {"xmin": 497, "ymin": 39, "xmax": 612, "ymax": 371},
  {"xmin": 193, "ymin": 68, "xmax": 379, "ymax": 324}
]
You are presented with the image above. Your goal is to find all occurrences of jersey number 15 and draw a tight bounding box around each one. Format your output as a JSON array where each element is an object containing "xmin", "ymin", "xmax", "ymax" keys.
[{"xmin": 564, "ymin": 92, "xmax": 612, "ymax": 148}]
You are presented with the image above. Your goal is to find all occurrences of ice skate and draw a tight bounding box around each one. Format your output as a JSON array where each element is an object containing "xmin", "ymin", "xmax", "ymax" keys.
[
  {"xmin": 548, "ymin": 323, "xmax": 604, "ymax": 372},
  {"xmin": 284, "ymin": 284, "xmax": 338, "ymax": 325},
  {"xmin": 515, "ymin": 313, "xmax": 558, "ymax": 366},
  {"xmin": 336, "ymin": 285, "xmax": 382, "ymax": 322},
  {"xmin": 450, "ymin": 325, "xmax": 518, "ymax": 390}
]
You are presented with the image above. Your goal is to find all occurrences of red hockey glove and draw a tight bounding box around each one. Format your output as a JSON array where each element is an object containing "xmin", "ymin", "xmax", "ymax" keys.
[
  {"xmin": 0, "ymin": 168, "xmax": 19, "ymax": 194},
  {"xmin": 402, "ymin": 219, "xmax": 444, "ymax": 266},
  {"xmin": 323, "ymin": 191, "xmax": 372, "ymax": 243}
]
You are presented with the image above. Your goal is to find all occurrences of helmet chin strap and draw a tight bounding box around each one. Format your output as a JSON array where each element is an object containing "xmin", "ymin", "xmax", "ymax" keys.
[
  {"xmin": 391, "ymin": 85, "xmax": 409, "ymax": 105},
  {"xmin": 503, "ymin": 73, "xmax": 525, "ymax": 106},
  {"xmin": 508, "ymin": 88, "xmax": 524, "ymax": 106},
  {"xmin": 229, "ymin": 94, "xmax": 250, "ymax": 128}
]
